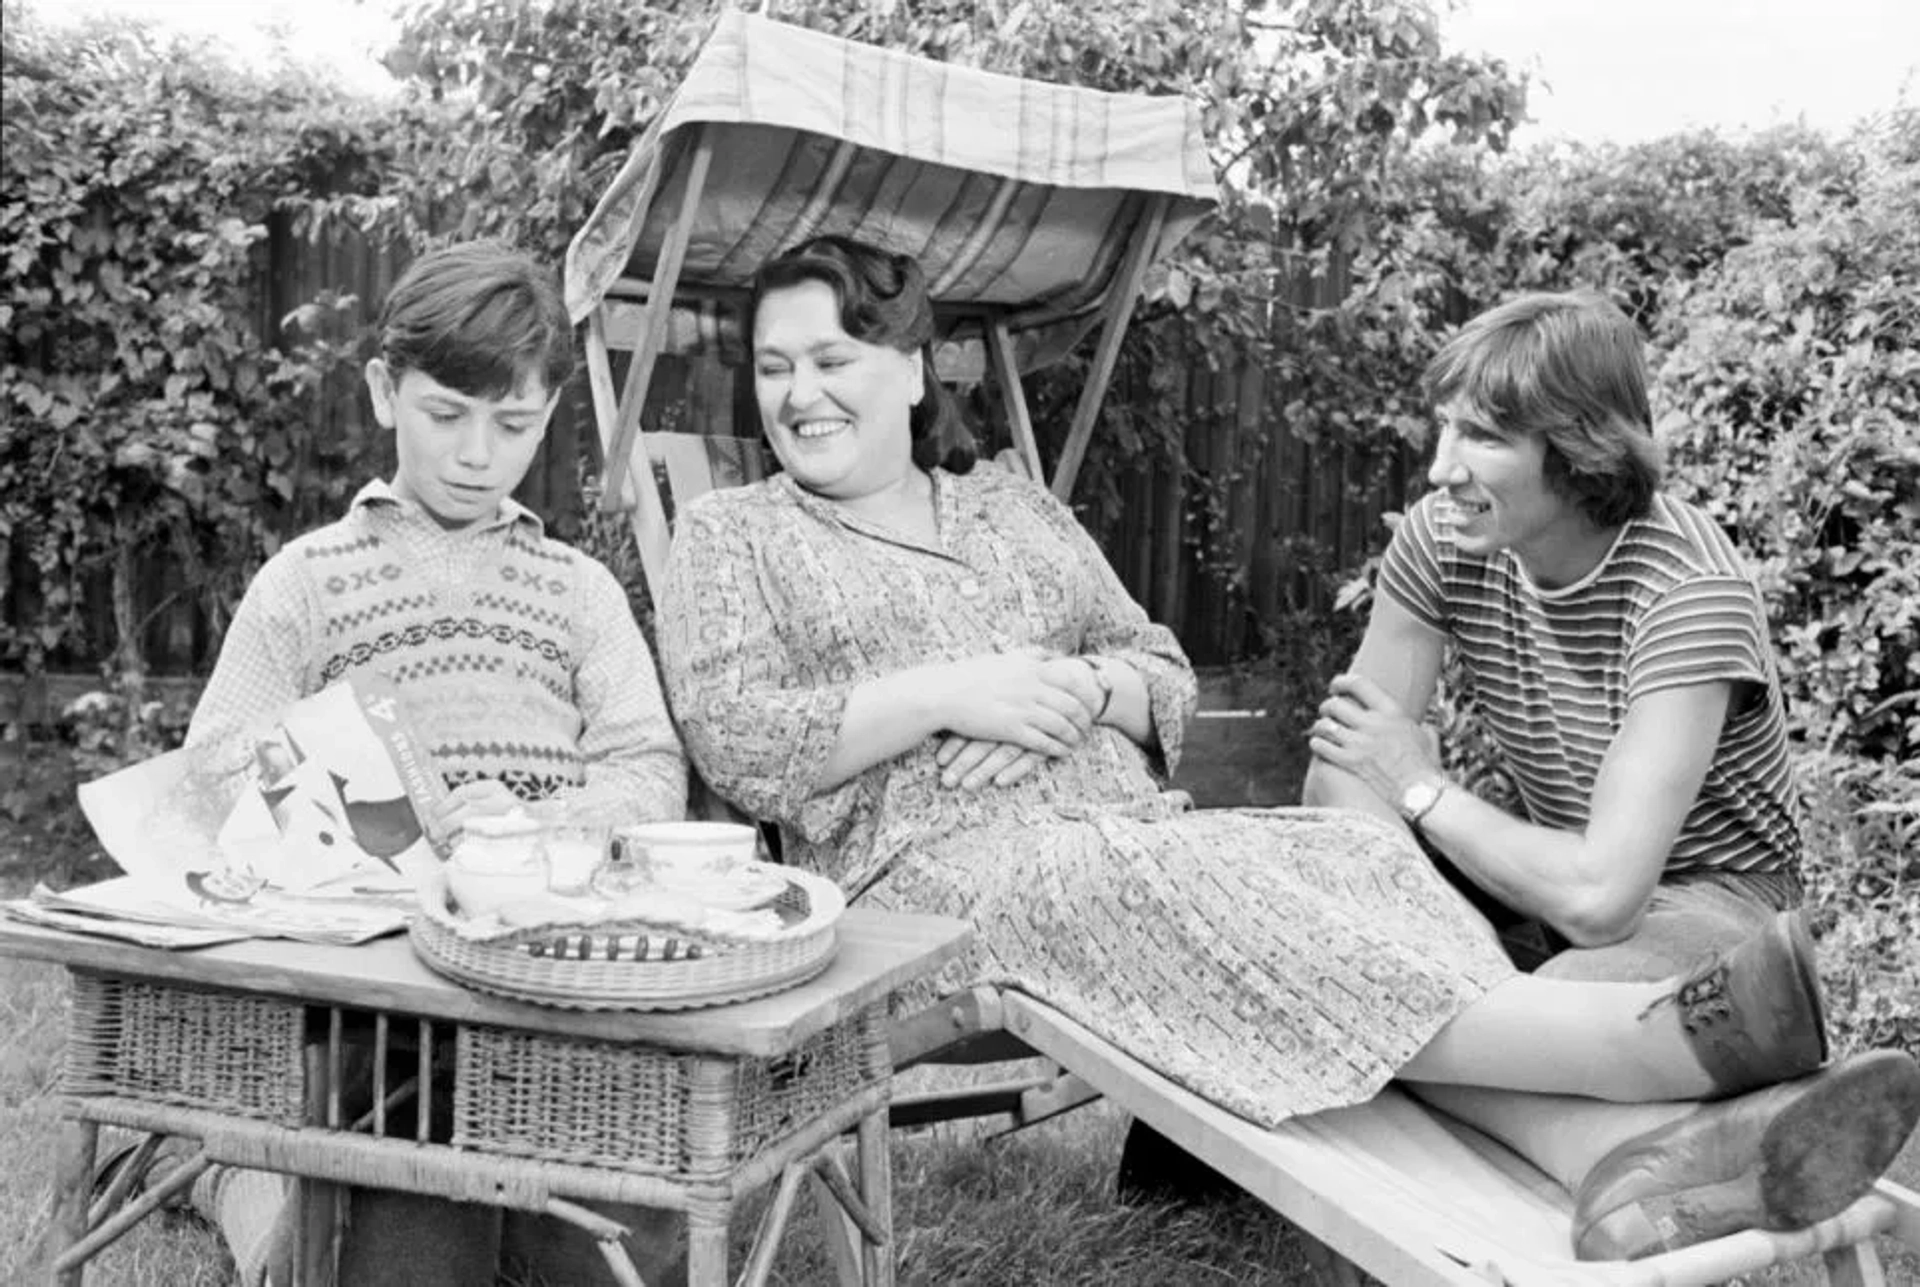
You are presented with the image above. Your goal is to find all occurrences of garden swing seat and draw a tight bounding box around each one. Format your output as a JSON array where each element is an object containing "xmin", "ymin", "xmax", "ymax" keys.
[{"xmin": 562, "ymin": 11, "xmax": 1920, "ymax": 1285}]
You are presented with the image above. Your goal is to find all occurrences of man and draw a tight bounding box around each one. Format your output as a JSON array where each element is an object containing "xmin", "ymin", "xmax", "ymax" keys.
[{"xmin": 1302, "ymin": 289, "xmax": 1916, "ymax": 1259}]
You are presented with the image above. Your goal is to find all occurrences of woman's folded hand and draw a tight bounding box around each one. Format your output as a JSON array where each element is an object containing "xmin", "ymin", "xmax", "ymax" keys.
[
  {"xmin": 934, "ymin": 735, "xmax": 1047, "ymax": 791},
  {"xmin": 927, "ymin": 650, "xmax": 1100, "ymax": 755}
]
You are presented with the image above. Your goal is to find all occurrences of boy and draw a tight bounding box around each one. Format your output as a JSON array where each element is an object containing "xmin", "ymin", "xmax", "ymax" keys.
[{"xmin": 167, "ymin": 241, "xmax": 687, "ymax": 1285}]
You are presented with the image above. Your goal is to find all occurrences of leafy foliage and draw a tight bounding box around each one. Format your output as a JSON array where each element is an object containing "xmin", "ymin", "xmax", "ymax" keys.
[
  {"xmin": 0, "ymin": 687, "xmax": 191, "ymax": 891},
  {"xmin": 1653, "ymin": 114, "xmax": 1920, "ymax": 763},
  {"xmin": 1797, "ymin": 750, "xmax": 1920, "ymax": 1056},
  {"xmin": 0, "ymin": 6, "xmax": 398, "ymax": 676}
]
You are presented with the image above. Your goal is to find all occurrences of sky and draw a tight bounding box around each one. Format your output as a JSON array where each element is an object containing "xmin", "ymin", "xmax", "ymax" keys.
[
  {"xmin": 22, "ymin": 0, "xmax": 1920, "ymax": 145},
  {"xmin": 1448, "ymin": 0, "xmax": 1919, "ymax": 143},
  {"xmin": 28, "ymin": 0, "xmax": 403, "ymax": 96}
]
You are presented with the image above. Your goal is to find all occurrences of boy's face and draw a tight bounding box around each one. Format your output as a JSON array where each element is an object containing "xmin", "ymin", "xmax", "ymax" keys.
[{"xmin": 366, "ymin": 360, "xmax": 555, "ymax": 533}]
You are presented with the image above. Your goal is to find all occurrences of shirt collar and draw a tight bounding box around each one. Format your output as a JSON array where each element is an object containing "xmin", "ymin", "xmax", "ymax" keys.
[
  {"xmin": 773, "ymin": 469, "xmax": 963, "ymax": 561},
  {"xmin": 348, "ymin": 478, "xmax": 546, "ymax": 538}
]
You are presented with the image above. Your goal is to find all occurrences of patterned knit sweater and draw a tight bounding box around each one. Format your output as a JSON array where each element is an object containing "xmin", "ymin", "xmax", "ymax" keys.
[{"xmin": 187, "ymin": 481, "xmax": 684, "ymax": 823}]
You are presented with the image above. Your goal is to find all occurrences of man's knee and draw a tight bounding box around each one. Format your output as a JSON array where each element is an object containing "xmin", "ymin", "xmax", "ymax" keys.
[{"xmin": 1536, "ymin": 877, "xmax": 1783, "ymax": 984}]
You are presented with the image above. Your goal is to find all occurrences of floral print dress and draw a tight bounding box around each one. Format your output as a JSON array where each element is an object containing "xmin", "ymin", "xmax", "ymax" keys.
[{"xmin": 659, "ymin": 466, "xmax": 1514, "ymax": 1127}]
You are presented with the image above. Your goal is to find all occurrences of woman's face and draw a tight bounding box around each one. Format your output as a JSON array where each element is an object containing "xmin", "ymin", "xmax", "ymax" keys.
[{"xmin": 752, "ymin": 279, "xmax": 925, "ymax": 500}]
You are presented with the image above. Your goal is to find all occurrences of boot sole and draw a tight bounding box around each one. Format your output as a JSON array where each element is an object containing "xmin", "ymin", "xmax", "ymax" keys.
[
  {"xmin": 1759, "ymin": 1048, "xmax": 1920, "ymax": 1228},
  {"xmin": 1574, "ymin": 1050, "xmax": 1920, "ymax": 1260}
]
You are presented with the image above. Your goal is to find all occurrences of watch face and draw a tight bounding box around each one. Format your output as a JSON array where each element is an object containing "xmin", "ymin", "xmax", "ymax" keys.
[{"xmin": 1401, "ymin": 781, "xmax": 1440, "ymax": 818}]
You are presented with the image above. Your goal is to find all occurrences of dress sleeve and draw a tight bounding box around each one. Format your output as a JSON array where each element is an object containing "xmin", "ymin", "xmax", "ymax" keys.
[
  {"xmin": 560, "ymin": 555, "xmax": 688, "ymax": 823},
  {"xmin": 183, "ymin": 550, "xmax": 320, "ymax": 786},
  {"xmin": 657, "ymin": 498, "xmax": 867, "ymax": 843},
  {"xmin": 1628, "ymin": 577, "xmax": 1773, "ymax": 704},
  {"xmin": 1026, "ymin": 484, "xmax": 1197, "ymax": 774},
  {"xmin": 1375, "ymin": 495, "xmax": 1449, "ymax": 633}
]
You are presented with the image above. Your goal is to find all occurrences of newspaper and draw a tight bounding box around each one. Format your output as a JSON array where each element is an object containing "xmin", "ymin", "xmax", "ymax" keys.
[{"xmin": 1, "ymin": 675, "xmax": 447, "ymax": 948}]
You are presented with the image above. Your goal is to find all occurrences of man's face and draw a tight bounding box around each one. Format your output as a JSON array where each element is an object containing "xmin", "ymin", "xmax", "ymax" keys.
[
  {"xmin": 1427, "ymin": 398, "xmax": 1583, "ymax": 564},
  {"xmin": 366, "ymin": 360, "xmax": 554, "ymax": 532}
]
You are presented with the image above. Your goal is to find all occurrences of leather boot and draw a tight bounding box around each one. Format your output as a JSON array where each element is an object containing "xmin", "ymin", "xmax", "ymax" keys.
[
  {"xmin": 1572, "ymin": 1048, "xmax": 1920, "ymax": 1261},
  {"xmin": 1642, "ymin": 909, "xmax": 1828, "ymax": 1098}
]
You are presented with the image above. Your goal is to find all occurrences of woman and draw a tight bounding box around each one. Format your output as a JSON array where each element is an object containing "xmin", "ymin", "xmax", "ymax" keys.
[{"xmin": 657, "ymin": 235, "xmax": 1919, "ymax": 1262}]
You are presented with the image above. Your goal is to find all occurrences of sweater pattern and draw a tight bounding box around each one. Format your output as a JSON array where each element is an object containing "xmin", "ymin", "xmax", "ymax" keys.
[{"xmin": 300, "ymin": 522, "xmax": 587, "ymax": 801}]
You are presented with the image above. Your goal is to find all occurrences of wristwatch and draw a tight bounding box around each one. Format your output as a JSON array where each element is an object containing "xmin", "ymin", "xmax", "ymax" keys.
[{"xmin": 1397, "ymin": 777, "xmax": 1449, "ymax": 826}]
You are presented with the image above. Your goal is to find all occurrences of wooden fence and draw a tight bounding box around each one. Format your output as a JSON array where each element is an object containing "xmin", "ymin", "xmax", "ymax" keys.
[{"xmin": 4, "ymin": 223, "xmax": 1416, "ymax": 694}]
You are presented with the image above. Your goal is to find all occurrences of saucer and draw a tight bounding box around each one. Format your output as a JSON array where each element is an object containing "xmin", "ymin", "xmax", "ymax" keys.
[{"xmin": 648, "ymin": 862, "xmax": 790, "ymax": 911}]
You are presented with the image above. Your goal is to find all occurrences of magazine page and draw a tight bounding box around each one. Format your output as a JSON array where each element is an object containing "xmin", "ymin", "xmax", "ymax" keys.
[
  {"xmin": 4, "ymin": 888, "xmax": 250, "ymax": 949},
  {"xmin": 24, "ymin": 875, "xmax": 405, "ymax": 946},
  {"xmin": 214, "ymin": 675, "xmax": 448, "ymax": 894},
  {"xmin": 1, "ymin": 675, "xmax": 447, "ymax": 948}
]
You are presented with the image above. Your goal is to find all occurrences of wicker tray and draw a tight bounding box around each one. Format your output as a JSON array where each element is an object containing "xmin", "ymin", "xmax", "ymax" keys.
[{"xmin": 410, "ymin": 867, "xmax": 843, "ymax": 1011}]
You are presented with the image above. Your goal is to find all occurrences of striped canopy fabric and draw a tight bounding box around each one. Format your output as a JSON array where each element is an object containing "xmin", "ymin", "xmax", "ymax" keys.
[{"xmin": 564, "ymin": 9, "xmax": 1219, "ymax": 367}]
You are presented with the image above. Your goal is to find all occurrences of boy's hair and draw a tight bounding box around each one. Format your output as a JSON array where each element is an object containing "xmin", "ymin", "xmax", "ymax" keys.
[
  {"xmin": 1422, "ymin": 290, "xmax": 1662, "ymax": 527},
  {"xmin": 746, "ymin": 234, "xmax": 977, "ymax": 475},
  {"xmin": 375, "ymin": 241, "xmax": 575, "ymax": 399}
]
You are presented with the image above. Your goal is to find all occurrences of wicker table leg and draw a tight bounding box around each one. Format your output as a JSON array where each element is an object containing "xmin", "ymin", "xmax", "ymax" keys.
[
  {"xmin": 47, "ymin": 1118, "xmax": 98, "ymax": 1287},
  {"xmin": 685, "ymin": 1203, "xmax": 731, "ymax": 1287},
  {"xmin": 738, "ymin": 1162, "xmax": 812, "ymax": 1287},
  {"xmin": 544, "ymin": 1197, "xmax": 648, "ymax": 1287},
  {"xmin": 295, "ymin": 1039, "xmax": 348, "ymax": 1287},
  {"xmin": 855, "ymin": 1110, "xmax": 894, "ymax": 1287}
]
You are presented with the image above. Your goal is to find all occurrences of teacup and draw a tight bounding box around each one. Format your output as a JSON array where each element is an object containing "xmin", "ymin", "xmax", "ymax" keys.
[{"xmin": 612, "ymin": 821, "xmax": 758, "ymax": 887}]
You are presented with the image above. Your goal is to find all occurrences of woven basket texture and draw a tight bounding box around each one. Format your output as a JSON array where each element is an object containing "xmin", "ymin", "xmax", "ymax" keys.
[
  {"xmin": 411, "ymin": 869, "xmax": 843, "ymax": 1010},
  {"xmin": 63, "ymin": 974, "xmax": 308, "ymax": 1126},
  {"xmin": 451, "ymin": 1010, "xmax": 883, "ymax": 1176}
]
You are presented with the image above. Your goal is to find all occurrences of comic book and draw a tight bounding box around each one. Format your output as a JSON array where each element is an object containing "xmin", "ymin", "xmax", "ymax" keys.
[{"xmin": 1, "ymin": 675, "xmax": 449, "ymax": 947}]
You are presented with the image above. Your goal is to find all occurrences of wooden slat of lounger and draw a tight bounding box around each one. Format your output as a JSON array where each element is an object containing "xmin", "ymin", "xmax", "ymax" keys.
[
  {"xmin": 1001, "ymin": 993, "xmax": 1915, "ymax": 1287},
  {"xmin": 1002, "ymin": 991, "xmax": 1536, "ymax": 1286},
  {"xmin": 1289, "ymin": 1092, "xmax": 1574, "ymax": 1261},
  {"xmin": 655, "ymin": 434, "xmax": 720, "ymax": 510}
]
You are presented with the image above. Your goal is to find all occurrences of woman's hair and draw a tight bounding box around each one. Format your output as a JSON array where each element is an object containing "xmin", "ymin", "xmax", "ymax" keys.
[
  {"xmin": 375, "ymin": 241, "xmax": 575, "ymax": 400},
  {"xmin": 1422, "ymin": 290, "xmax": 1662, "ymax": 527},
  {"xmin": 746, "ymin": 235, "xmax": 977, "ymax": 474}
]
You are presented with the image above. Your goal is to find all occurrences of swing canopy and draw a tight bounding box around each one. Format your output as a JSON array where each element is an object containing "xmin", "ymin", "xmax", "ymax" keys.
[{"xmin": 563, "ymin": 8, "xmax": 1219, "ymax": 364}]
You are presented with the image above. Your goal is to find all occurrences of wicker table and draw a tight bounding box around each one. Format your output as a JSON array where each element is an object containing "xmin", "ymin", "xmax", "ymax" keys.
[{"xmin": 0, "ymin": 908, "xmax": 972, "ymax": 1287}]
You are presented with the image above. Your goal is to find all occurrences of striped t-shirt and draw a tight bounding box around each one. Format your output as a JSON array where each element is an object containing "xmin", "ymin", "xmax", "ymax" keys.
[{"xmin": 1378, "ymin": 490, "xmax": 1800, "ymax": 877}]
